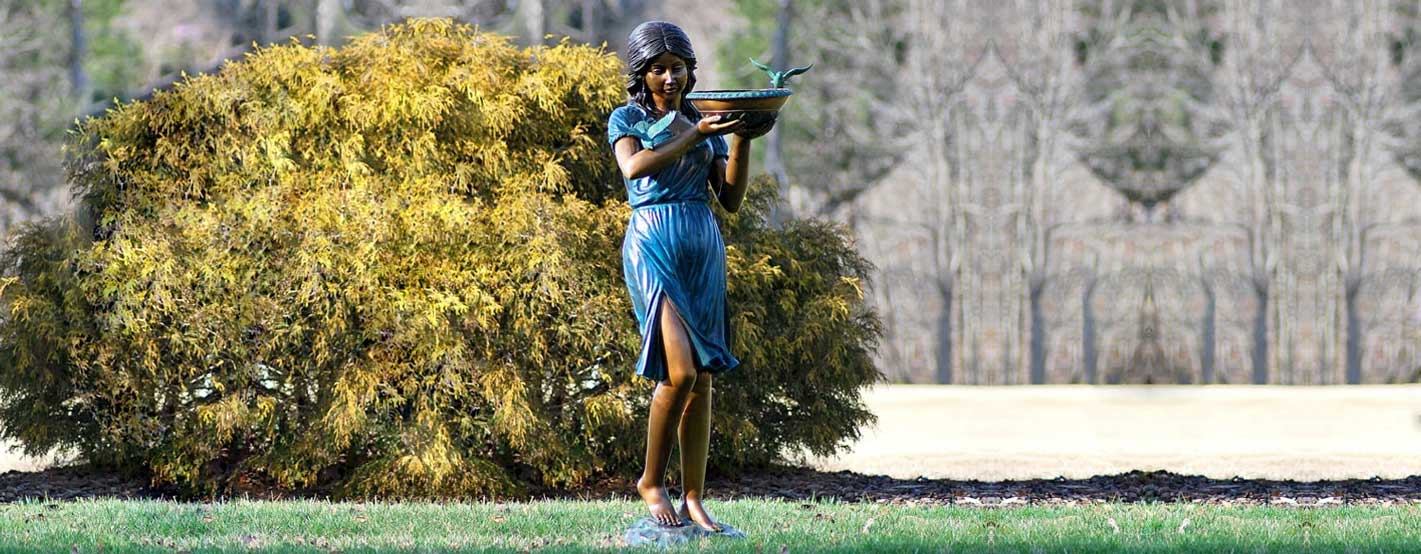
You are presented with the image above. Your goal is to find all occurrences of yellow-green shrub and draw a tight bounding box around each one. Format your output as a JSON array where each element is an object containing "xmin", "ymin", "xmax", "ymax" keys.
[{"xmin": 0, "ymin": 19, "xmax": 881, "ymax": 498}]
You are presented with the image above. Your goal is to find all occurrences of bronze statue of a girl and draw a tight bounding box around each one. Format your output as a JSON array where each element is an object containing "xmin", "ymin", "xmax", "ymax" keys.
[{"xmin": 607, "ymin": 21, "xmax": 775, "ymax": 531}]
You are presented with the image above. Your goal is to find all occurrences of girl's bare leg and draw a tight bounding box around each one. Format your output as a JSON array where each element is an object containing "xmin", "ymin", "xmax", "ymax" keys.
[
  {"xmin": 636, "ymin": 299, "xmax": 699, "ymax": 526},
  {"xmin": 677, "ymin": 371, "xmax": 721, "ymax": 531}
]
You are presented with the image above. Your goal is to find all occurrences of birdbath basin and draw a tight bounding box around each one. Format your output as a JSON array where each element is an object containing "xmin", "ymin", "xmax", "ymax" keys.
[{"xmin": 685, "ymin": 89, "xmax": 792, "ymax": 130}]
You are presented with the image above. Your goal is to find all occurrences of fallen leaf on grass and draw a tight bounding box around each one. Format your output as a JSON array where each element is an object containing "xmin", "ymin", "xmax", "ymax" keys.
[
  {"xmin": 491, "ymin": 515, "xmax": 507, "ymax": 523},
  {"xmin": 201, "ymin": 515, "xmax": 215, "ymax": 523},
  {"xmin": 354, "ymin": 514, "xmax": 369, "ymax": 523}
]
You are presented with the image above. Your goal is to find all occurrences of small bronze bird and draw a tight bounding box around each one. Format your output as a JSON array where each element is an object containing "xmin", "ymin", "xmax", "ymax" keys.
[{"xmin": 749, "ymin": 58, "xmax": 814, "ymax": 88}]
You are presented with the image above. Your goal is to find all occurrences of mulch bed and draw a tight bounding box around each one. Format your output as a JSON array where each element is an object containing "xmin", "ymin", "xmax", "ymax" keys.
[
  {"xmin": 4, "ymin": 464, "xmax": 1419, "ymax": 506},
  {"xmin": 703, "ymin": 466, "xmax": 1421, "ymax": 507},
  {"xmin": 0, "ymin": 466, "xmax": 171, "ymax": 503}
]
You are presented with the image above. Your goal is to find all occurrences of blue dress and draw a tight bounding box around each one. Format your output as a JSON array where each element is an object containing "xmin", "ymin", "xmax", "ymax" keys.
[{"xmin": 608, "ymin": 104, "xmax": 741, "ymax": 381}]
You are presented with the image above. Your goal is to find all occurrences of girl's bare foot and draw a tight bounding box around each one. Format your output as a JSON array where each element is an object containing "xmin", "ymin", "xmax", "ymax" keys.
[
  {"xmin": 636, "ymin": 477, "xmax": 682, "ymax": 526},
  {"xmin": 678, "ymin": 497, "xmax": 723, "ymax": 532}
]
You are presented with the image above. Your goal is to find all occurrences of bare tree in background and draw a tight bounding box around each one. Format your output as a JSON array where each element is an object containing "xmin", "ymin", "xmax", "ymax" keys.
[
  {"xmin": 68, "ymin": 0, "xmax": 89, "ymax": 102},
  {"xmin": 1197, "ymin": 0, "xmax": 1301, "ymax": 383},
  {"xmin": 1396, "ymin": 0, "xmax": 1421, "ymax": 184},
  {"xmin": 0, "ymin": 2, "xmax": 76, "ymax": 233},
  {"xmin": 1070, "ymin": 0, "xmax": 1230, "ymax": 220},
  {"xmin": 902, "ymin": 0, "xmax": 980, "ymax": 383},
  {"xmin": 1379, "ymin": 0, "xmax": 1421, "ymax": 381},
  {"xmin": 996, "ymin": 0, "xmax": 1087, "ymax": 382},
  {"xmin": 1042, "ymin": 0, "xmax": 1233, "ymax": 384},
  {"xmin": 764, "ymin": 0, "xmax": 793, "ymax": 226},
  {"xmin": 769, "ymin": 0, "xmax": 913, "ymax": 219},
  {"xmin": 1313, "ymin": 0, "xmax": 1415, "ymax": 383}
]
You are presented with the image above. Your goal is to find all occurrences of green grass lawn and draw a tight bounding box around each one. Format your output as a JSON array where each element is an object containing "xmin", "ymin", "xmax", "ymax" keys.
[{"xmin": 0, "ymin": 498, "xmax": 1415, "ymax": 553}]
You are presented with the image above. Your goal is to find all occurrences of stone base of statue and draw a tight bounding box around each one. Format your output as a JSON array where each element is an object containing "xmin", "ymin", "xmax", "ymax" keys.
[{"xmin": 622, "ymin": 517, "xmax": 747, "ymax": 547}]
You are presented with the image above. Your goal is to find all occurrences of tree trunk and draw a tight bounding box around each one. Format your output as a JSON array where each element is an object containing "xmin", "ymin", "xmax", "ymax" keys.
[
  {"xmin": 581, "ymin": 0, "xmax": 598, "ymax": 43},
  {"xmin": 521, "ymin": 0, "xmax": 546, "ymax": 45},
  {"xmin": 1345, "ymin": 116, "xmax": 1368, "ymax": 382},
  {"xmin": 935, "ymin": 279, "xmax": 953, "ymax": 384},
  {"xmin": 1083, "ymin": 276, "xmax": 1099, "ymax": 384},
  {"xmin": 765, "ymin": 0, "xmax": 793, "ymax": 226},
  {"xmin": 1201, "ymin": 276, "xmax": 1215, "ymax": 383},
  {"xmin": 68, "ymin": 0, "xmax": 87, "ymax": 102},
  {"xmin": 1257, "ymin": 260, "xmax": 1272, "ymax": 382},
  {"xmin": 316, "ymin": 0, "xmax": 341, "ymax": 45},
  {"xmin": 265, "ymin": 0, "xmax": 279, "ymax": 44},
  {"xmin": 1015, "ymin": 123, "xmax": 1030, "ymax": 385}
]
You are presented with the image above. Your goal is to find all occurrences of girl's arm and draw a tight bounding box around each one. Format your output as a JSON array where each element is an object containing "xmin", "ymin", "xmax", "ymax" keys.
[
  {"xmin": 714, "ymin": 135, "xmax": 751, "ymax": 213},
  {"xmin": 614, "ymin": 115, "xmax": 741, "ymax": 180},
  {"xmin": 715, "ymin": 114, "xmax": 775, "ymax": 213}
]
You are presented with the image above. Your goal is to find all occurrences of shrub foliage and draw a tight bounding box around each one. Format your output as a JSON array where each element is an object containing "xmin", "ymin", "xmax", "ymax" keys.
[{"xmin": 0, "ymin": 19, "xmax": 881, "ymax": 497}]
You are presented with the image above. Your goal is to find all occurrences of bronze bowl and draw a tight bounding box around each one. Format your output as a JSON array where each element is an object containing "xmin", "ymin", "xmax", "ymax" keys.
[{"xmin": 686, "ymin": 89, "xmax": 791, "ymax": 131}]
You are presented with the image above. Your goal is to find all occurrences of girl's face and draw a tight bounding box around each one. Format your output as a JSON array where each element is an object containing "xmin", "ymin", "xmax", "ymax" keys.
[{"xmin": 643, "ymin": 51, "xmax": 689, "ymax": 106}]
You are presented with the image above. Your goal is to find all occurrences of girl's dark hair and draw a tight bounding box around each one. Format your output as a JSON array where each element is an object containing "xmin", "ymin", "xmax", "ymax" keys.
[{"xmin": 623, "ymin": 21, "xmax": 701, "ymax": 119}]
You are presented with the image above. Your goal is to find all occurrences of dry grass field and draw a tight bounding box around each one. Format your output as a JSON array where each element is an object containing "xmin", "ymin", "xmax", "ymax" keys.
[
  {"xmin": 804, "ymin": 385, "xmax": 1421, "ymax": 481},
  {"xmin": 0, "ymin": 444, "xmax": 59, "ymax": 473}
]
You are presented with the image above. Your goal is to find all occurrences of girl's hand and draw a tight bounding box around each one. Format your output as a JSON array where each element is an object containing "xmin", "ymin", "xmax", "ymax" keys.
[
  {"xmin": 734, "ymin": 113, "xmax": 777, "ymax": 139},
  {"xmin": 696, "ymin": 114, "xmax": 744, "ymax": 136}
]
